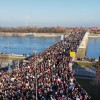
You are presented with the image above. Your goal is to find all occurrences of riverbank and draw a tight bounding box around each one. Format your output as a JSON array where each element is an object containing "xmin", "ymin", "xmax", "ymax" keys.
[
  {"xmin": 89, "ymin": 33, "xmax": 100, "ymax": 38},
  {"xmin": 0, "ymin": 53, "xmax": 26, "ymax": 60},
  {"xmin": 0, "ymin": 53, "xmax": 27, "ymax": 68},
  {"xmin": 0, "ymin": 32, "xmax": 100, "ymax": 37},
  {"xmin": 0, "ymin": 32, "xmax": 69, "ymax": 37}
]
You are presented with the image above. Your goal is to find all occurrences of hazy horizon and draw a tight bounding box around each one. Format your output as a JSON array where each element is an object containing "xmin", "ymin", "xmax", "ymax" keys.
[{"xmin": 0, "ymin": 0, "xmax": 100, "ymax": 27}]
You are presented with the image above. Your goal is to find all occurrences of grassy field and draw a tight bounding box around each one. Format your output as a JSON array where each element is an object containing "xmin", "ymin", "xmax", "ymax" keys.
[
  {"xmin": 76, "ymin": 78, "xmax": 100, "ymax": 100},
  {"xmin": 75, "ymin": 62, "xmax": 96, "ymax": 67}
]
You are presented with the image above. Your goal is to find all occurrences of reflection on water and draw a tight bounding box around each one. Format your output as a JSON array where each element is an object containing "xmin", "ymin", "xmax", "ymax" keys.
[
  {"xmin": 86, "ymin": 38, "xmax": 100, "ymax": 58},
  {"xmin": 0, "ymin": 36, "xmax": 99, "ymax": 58},
  {"xmin": 0, "ymin": 36, "xmax": 60, "ymax": 55}
]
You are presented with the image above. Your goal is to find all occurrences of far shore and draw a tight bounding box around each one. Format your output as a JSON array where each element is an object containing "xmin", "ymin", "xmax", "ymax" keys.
[
  {"xmin": 0, "ymin": 32, "xmax": 69, "ymax": 37},
  {"xmin": 89, "ymin": 34, "xmax": 100, "ymax": 38},
  {"xmin": 0, "ymin": 32, "xmax": 100, "ymax": 38}
]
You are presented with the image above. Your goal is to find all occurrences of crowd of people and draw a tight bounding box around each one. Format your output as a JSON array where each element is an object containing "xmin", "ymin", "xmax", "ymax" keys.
[
  {"xmin": 76, "ymin": 57, "xmax": 98, "ymax": 62},
  {"xmin": 0, "ymin": 31, "xmax": 92, "ymax": 100}
]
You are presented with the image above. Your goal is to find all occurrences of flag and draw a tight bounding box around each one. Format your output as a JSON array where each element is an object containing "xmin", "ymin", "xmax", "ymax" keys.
[
  {"xmin": 77, "ymin": 68, "xmax": 78, "ymax": 72},
  {"xmin": 8, "ymin": 65, "xmax": 12, "ymax": 72},
  {"xmin": 70, "ymin": 52, "xmax": 76, "ymax": 57},
  {"xmin": 34, "ymin": 50, "xmax": 37, "ymax": 54},
  {"xmin": 73, "ymin": 68, "xmax": 76, "ymax": 74},
  {"xmin": 70, "ymin": 82, "xmax": 74, "ymax": 86}
]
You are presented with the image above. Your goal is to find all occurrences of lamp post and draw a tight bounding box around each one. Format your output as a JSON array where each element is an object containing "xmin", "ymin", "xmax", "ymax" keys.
[
  {"xmin": 18, "ymin": 60, "xmax": 19, "ymax": 68},
  {"xmin": 36, "ymin": 66, "xmax": 37, "ymax": 100},
  {"xmin": 34, "ymin": 59, "xmax": 38, "ymax": 100},
  {"xmin": 33, "ymin": 41, "xmax": 38, "ymax": 100}
]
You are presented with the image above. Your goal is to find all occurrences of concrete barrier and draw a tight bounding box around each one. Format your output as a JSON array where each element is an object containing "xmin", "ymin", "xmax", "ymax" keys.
[{"xmin": 76, "ymin": 31, "xmax": 90, "ymax": 58}]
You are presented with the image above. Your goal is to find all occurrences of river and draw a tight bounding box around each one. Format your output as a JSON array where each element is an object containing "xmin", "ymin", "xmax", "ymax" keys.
[
  {"xmin": 0, "ymin": 36, "xmax": 60, "ymax": 55},
  {"xmin": 86, "ymin": 38, "xmax": 100, "ymax": 58},
  {"xmin": 0, "ymin": 36, "xmax": 100, "ymax": 58}
]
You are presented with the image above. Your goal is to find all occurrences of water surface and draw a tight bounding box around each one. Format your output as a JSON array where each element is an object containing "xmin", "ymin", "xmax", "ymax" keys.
[
  {"xmin": 0, "ymin": 36, "xmax": 60, "ymax": 55},
  {"xmin": 0, "ymin": 36, "xmax": 100, "ymax": 58},
  {"xmin": 86, "ymin": 38, "xmax": 100, "ymax": 58}
]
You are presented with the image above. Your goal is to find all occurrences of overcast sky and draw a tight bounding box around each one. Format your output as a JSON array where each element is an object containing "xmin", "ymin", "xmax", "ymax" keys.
[{"xmin": 0, "ymin": 0, "xmax": 100, "ymax": 27}]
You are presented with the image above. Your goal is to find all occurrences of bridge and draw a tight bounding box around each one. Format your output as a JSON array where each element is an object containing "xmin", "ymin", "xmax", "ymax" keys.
[{"xmin": 0, "ymin": 31, "xmax": 93, "ymax": 99}]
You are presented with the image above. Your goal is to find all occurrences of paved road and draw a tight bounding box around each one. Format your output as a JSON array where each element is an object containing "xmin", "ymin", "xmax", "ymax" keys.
[
  {"xmin": 75, "ymin": 76, "xmax": 95, "ymax": 80},
  {"xmin": 72, "ymin": 63, "xmax": 96, "ymax": 77}
]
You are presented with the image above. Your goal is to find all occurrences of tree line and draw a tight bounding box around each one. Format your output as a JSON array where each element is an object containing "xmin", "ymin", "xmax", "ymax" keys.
[{"xmin": 0, "ymin": 27, "xmax": 66, "ymax": 33}]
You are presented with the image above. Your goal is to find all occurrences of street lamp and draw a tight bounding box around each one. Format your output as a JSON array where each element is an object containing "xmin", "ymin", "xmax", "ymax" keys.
[
  {"xmin": 34, "ymin": 59, "xmax": 38, "ymax": 100},
  {"xmin": 36, "ymin": 67, "xmax": 38, "ymax": 100}
]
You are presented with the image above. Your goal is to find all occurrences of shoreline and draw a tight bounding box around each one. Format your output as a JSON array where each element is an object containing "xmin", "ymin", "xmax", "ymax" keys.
[
  {"xmin": 88, "ymin": 34, "xmax": 100, "ymax": 38},
  {"xmin": 0, "ymin": 32, "xmax": 68, "ymax": 37},
  {"xmin": 0, "ymin": 32, "xmax": 100, "ymax": 38}
]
